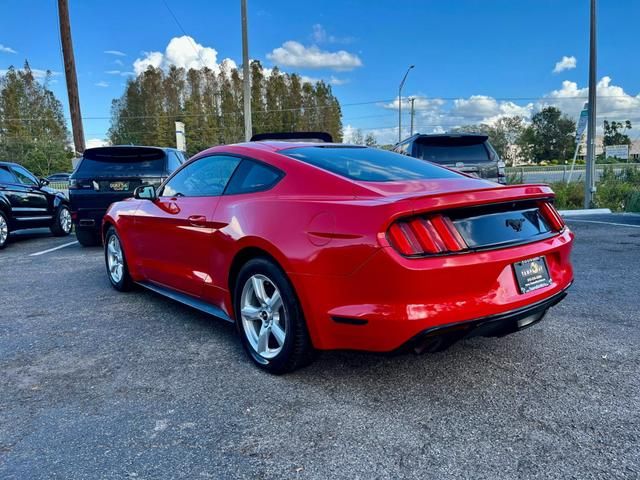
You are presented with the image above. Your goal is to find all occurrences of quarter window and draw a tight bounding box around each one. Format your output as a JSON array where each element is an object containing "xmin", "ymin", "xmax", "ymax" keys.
[
  {"xmin": 0, "ymin": 166, "xmax": 16, "ymax": 183},
  {"xmin": 160, "ymin": 155, "xmax": 240, "ymax": 197},
  {"xmin": 10, "ymin": 165, "xmax": 38, "ymax": 186},
  {"xmin": 167, "ymin": 152, "xmax": 183, "ymax": 172},
  {"xmin": 225, "ymin": 160, "xmax": 282, "ymax": 195}
]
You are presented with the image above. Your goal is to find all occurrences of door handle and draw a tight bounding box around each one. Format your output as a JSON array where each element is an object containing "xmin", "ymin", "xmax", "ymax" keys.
[{"xmin": 188, "ymin": 215, "xmax": 207, "ymax": 227}]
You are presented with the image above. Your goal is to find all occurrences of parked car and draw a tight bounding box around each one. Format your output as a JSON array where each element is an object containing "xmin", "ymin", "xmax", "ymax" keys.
[
  {"xmin": 393, "ymin": 133, "xmax": 506, "ymax": 183},
  {"xmin": 46, "ymin": 172, "xmax": 71, "ymax": 182},
  {"xmin": 102, "ymin": 139, "xmax": 574, "ymax": 373},
  {"xmin": 69, "ymin": 146, "xmax": 186, "ymax": 246},
  {"xmin": 0, "ymin": 162, "xmax": 72, "ymax": 249}
]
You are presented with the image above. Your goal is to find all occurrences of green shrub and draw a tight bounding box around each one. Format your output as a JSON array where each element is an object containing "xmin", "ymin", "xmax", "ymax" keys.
[{"xmin": 549, "ymin": 182, "xmax": 584, "ymax": 210}]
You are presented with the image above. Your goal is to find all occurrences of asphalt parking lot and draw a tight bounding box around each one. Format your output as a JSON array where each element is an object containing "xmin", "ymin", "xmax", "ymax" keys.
[{"xmin": 1, "ymin": 215, "xmax": 639, "ymax": 479}]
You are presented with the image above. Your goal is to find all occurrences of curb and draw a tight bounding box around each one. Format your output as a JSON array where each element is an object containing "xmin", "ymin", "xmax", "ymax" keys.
[{"xmin": 558, "ymin": 208, "xmax": 612, "ymax": 216}]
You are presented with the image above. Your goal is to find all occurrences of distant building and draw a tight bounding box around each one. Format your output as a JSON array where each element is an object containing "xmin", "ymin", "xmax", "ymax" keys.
[{"xmin": 577, "ymin": 137, "xmax": 638, "ymax": 161}]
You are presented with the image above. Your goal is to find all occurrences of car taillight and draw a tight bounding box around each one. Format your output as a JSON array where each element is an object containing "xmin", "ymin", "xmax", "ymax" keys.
[
  {"xmin": 68, "ymin": 178, "xmax": 93, "ymax": 190},
  {"xmin": 538, "ymin": 202, "xmax": 565, "ymax": 231},
  {"xmin": 387, "ymin": 214, "xmax": 466, "ymax": 256}
]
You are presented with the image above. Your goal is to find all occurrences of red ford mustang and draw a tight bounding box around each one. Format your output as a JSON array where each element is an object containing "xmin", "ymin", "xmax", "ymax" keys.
[{"xmin": 103, "ymin": 141, "xmax": 574, "ymax": 373}]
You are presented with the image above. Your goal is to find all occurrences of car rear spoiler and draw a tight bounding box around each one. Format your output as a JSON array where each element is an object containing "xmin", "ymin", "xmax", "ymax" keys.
[{"xmin": 250, "ymin": 132, "xmax": 333, "ymax": 143}]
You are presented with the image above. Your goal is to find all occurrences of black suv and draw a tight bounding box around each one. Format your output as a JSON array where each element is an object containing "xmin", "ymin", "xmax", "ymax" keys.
[
  {"xmin": 69, "ymin": 146, "xmax": 186, "ymax": 246},
  {"xmin": 393, "ymin": 133, "xmax": 506, "ymax": 184},
  {"xmin": 0, "ymin": 162, "xmax": 72, "ymax": 249}
]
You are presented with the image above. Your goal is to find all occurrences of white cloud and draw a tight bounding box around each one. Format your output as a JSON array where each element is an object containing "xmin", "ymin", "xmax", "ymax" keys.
[
  {"xmin": 0, "ymin": 68, "xmax": 61, "ymax": 80},
  {"xmin": 0, "ymin": 44, "xmax": 17, "ymax": 54},
  {"xmin": 299, "ymin": 75, "xmax": 320, "ymax": 84},
  {"xmin": 114, "ymin": 59, "xmax": 124, "ymax": 66},
  {"xmin": 133, "ymin": 36, "xmax": 236, "ymax": 76},
  {"xmin": 553, "ymin": 55, "xmax": 577, "ymax": 73},
  {"xmin": 329, "ymin": 75, "xmax": 348, "ymax": 86},
  {"xmin": 105, "ymin": 70, "xmax": 134, "ymax": 77},
  {"xmin": 86, "ymin": 138, "xmax": 109, "ymax": 149},
  {"xmin": 267, "ymin": 41, "xmax": 362, "ymax": 71},
  {"xmin": 95, "ymin": 81, "xmax": 109, "ymax": 87},
  {"xmin": 311, "ymin": 24, "xmax": 353, "ymax": 44},
  {"xmin": 105, "ymin": 50, "xmax": 126, "ymax": 56}
]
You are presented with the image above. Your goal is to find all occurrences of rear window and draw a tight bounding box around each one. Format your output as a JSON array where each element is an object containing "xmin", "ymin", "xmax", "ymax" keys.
[
  {"xmin": 76, "ymin": 147, "xmax": 166, "ymax": 176},
  {"xmin": 282, "ymin": 146, "xmax": 461, "ymax": 182},
  {"xmin": 415, "ymin": 138, "xmax": 490, "ymax": 165}
]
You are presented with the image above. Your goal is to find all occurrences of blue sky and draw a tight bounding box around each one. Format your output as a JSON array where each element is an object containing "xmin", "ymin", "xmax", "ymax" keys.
[{"xmin": 1, "ymin": 0, "xmax": 639, "ymax": 146}]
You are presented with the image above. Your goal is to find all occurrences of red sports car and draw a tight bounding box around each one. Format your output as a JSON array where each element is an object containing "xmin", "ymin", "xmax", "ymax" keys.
[{"xmin": 103, "ymin": 141, "xmax": 574, "ymax": 373}]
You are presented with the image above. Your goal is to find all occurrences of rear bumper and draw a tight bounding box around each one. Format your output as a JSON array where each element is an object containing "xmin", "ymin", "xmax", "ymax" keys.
[
  {"xmin": 71, "ymin": 208, "xmax": 106, "ymax": 230},
  {"xmin": 290, "ymin": 228, "xmax": 574, "ymax": 352},
  {"xmin": 403, "ymin": 286, "xmax": 569, "ymax": 354}
]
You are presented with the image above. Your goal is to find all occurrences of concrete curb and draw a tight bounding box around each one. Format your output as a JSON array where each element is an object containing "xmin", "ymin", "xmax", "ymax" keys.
[{"xmin": 558, "ymin": 208, "xmax": 612, "ymax": 216}]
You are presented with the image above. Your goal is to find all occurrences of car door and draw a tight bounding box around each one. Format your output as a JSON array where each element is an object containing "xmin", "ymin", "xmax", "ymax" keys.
[
  {"xmin": 5, "ymin": 165, "xmax": 51, "ymax": 226},
  {"xmin": 135, "ymin": 155, "xmax": 242, "ymax": 297}
]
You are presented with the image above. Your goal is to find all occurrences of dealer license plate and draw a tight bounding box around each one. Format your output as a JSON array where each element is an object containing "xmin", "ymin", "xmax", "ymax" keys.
[
  {"xmin": 110, "ymin": 181, "xmax": 129, "ymax": 191},
  {"xmin": 513, "ymin": 256, "xmax": 552, "ymax": 294}
]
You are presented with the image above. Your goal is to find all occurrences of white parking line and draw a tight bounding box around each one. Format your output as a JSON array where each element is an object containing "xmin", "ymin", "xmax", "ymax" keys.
[
  {"xmin": 565, "ymin": 219, "xmax": 640, "ymax": 228},
  {"xmin": 29, "ymin": 240, "xmax": 79, "ymax": 257}
]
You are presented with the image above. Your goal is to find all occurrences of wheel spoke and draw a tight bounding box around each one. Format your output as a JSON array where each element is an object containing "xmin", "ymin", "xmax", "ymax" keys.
[
  {"xmin": 268, "ymin": 290, "xmax": 282, "ymax": 311},
  {"xmin": 271, "ymin": 323, "xmax": 286, "ymax": 347},
  {"xmin": 241, "ymin": 305, "xmax": 261, "ymax": 321},
  {"xmin": 257, "ymin": 324, "xmax": 270, "ymax": 354},
  {"xmin": 251, "ymin": 276, "xmax": 268, "ymax": 305}
]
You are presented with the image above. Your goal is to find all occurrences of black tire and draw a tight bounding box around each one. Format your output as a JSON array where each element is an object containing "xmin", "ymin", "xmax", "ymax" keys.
[
  {"xmin": 234, "ymin": 257, "xmax": 315, "ymax": 374},
  {"xmin": 104, "ymin": 226, "xmax": 134, "ymax": 292},
  {"xmin": 50, "ymin": 204, "xmax": 72, "ymax": 237},
  {"xmin": 75, "ymin": 227, "xmax": 99, "ymax": 247},
  {"xmin": 0, "ymin": 210, "xmax": 9, "ymax": 250}
]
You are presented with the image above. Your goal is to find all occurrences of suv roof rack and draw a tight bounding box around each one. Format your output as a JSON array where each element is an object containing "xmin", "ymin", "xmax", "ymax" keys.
[{"xmin": 250, "ymin": 132, "xmax": 333, "ymax": 143}]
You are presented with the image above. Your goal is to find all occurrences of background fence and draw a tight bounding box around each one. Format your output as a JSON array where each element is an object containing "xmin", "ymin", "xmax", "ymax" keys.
[{"xmin": 506, "ymin": 163, "xmax": 640, "ymax": 184}]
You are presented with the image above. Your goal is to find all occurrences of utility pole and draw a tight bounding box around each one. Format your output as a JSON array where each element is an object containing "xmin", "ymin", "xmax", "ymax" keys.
[
  {"xmin": 584, "ymin": 0, "xmax": 597, "ymax": 208},
  {"xmin": 398, "ymin": 65, "xmax": 414, "ymax": 143},
  {"xmin": 410, "ymin": 97, "xmax": 415, "ymax": 136},
  {"xmin": 241, "ymin": 0, "xmax": 252, "ymax": 142},
  {"xmin": 57, "ymin": 0, "xmax": 85, "ymax": 154}
]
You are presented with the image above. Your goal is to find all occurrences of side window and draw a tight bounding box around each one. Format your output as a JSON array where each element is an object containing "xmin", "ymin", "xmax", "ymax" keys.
[
  {"xmin": 167, "ymin": 152, "xmax": 183, "ymax": 172},
  {"xmin": 225, "ymin": 160, "xmax": 283, "ymax": 195},
  {"xmin": 0, "ymin": 166, "xmax": 16, "ymax": 183},
  {"xmin": 160, "ymin": 155, "xmax": 240, "ymax": 197},
  {"xmin": 10, "ymin": 166, "xmax": 38, "ymax": 186}
]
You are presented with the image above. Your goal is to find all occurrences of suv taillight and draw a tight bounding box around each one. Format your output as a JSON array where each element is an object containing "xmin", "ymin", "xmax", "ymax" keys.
[
  {"xmin": 538, "ymin": 202, "xmax": 565, "ymax": 231},
  {"xmin": 68, "ymin": 178, "xmax": 93, "ymax": 190},
  {"xmin": 387, "ymin": 214, "xmax": 467, "ymax": 256}
]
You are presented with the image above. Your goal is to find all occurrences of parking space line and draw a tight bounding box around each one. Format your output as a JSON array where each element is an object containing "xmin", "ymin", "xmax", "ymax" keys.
[
  {"xmin": 565, "ymin": 219, "xmax": 640, "ymax": 228},
  {"xmin": 29, "ymin": 240, "xmax": 79, "ymax": 257}
]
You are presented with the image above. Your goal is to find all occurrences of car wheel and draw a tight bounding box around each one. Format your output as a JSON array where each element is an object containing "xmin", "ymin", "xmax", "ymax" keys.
[
  {"xmin": 234, "ymin": 257, "xmax": 315, "ymax": 374},
  {"xmin": 104, "ymin": 226, "xmax": 134, "ymax": 292},
  {"xmin": 50, "ymin": 205, "xmax": 72, "ymax": 237},
  {"xmin": 0, "ymin": 211, "xmax": 9, "ymax": 249},
  {"xmin": 75, "ymin": 227, "xmax": 98, "ymax": 247}
]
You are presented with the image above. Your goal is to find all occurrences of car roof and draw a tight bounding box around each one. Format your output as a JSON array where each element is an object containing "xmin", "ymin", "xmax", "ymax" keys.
[
  {"xmin": 0, "ymin": 161, "xmax": 20, "ymax": 168},
  {"xmin": 198, "ymin": 141, "xmax": 362, "ymax": 157},
  {"xmin": 82, "ymin": 145, "xmax": 182, "ymax": 156}
]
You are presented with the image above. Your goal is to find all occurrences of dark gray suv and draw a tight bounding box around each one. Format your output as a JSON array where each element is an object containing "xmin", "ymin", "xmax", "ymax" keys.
[{"xmin": 393, "ymin": 133, "xmax": 506, "ymax": 184}]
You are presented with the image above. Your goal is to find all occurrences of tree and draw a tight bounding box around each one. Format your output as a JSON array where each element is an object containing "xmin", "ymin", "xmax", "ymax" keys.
[
  {"xmin": 364, "ymin": 132, "xmax": 377, "ymax": 147},
  {"xmin": 528, "ymin": 106, "xmax": 576, "ymax": 162},
  {"xmin": 108, "ymin": 62, "xmax": 343, "ymax": 155},
  {"xmin": 0, "ymin": 62, "xmax": 72, "ymax": 175},
  {"xmin": 603, "ymin": 120, "xmax": 632, "ymax": 147},
  {"xmin": 351, "ymin": 128, "xmax": 364, "ymax": 145}
]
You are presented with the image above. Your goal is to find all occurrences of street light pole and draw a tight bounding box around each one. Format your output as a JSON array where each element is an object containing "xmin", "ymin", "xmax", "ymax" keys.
[
  {"xmin": 241, "ymin": 0, "xmax": 252, "ymax": 142},
  {"xmin": 398, "ymin": 65, "xmax": 414, "ymax": 143},
  {"xmin": 410, "ymin": 97, "xmax": 415, "ymax": 136},
  {"xmin": 584, "ymin": 0, "xmax": 597, "ymax": 208}
]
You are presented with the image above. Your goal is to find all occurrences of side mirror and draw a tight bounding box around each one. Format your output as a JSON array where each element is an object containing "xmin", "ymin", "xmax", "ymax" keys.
[
  {"xmin": 134, "ymin": 184, "xmax": 157, "ymax": 201},
  {"xmin": 39, "ymin": 178, "xmax": 50, "ymax": 187}
]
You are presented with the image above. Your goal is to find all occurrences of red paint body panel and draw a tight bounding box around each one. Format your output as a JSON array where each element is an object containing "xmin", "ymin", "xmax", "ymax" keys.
[{"xmin": 103, "ymin": 142, "xmax": 574, "ymax": 352}]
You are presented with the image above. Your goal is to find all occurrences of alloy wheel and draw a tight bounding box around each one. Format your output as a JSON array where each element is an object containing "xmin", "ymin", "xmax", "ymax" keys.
[
  {"xmin": 60, "ymin": 207, "xmax": 72, "ymax": 233},
  {"xmin": 240, "ymin": 274, "xmax": 287, "ymax": 359},
  {"xmin": 107, "ymin": 235, "xmax": 124, "ymax": 283},
  {"xmin": 0, "ymin": 215, "xmax": 8, "ymax": 246}
]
